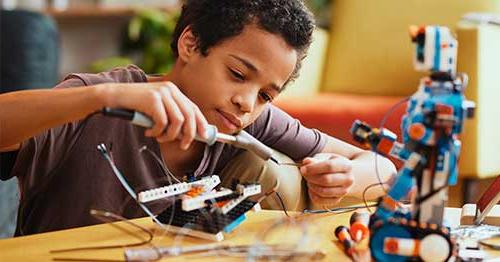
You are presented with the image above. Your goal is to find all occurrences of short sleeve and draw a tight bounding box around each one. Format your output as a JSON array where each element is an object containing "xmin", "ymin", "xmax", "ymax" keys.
[
  {"xmin": 247, "ymin": 105, "xmax": 327, "ymax": 161},
  {"xmin": 7, "ymin": 65, "xmax": 147, "ymax": 184},
  {"xmin": 8, "ymin": 77, "xmax": 87, "ymax": 187}
]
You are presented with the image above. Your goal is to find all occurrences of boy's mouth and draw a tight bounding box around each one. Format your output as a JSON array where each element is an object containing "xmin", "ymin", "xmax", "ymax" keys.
[{"xmin": 216, "ymin": 109, "xmax": 243, "ymax": 131}]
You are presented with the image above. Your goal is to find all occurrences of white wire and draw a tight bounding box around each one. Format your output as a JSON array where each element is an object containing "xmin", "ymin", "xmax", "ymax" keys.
[
  {"xmin": 139, "ymin": 145, "xmax": 181, "ymax": 183},
  {"xmin": 97, "ymin": 144, "xmax": 167, "ymax": 229}
]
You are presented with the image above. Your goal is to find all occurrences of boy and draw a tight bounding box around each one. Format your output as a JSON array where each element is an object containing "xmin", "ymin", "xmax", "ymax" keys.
[{"xmin": 0, "ymin": 0, "xmax": 395, "ymax": 236}]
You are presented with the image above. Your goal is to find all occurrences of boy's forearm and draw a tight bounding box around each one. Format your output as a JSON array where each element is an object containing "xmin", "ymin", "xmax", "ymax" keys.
[
  {"xmin": 0, "ymin": 85, "xmax": 106, "ymax": 148},
  {"xmin": 348, "ymin": 151, "xmax": 396, "ymax": 200}
]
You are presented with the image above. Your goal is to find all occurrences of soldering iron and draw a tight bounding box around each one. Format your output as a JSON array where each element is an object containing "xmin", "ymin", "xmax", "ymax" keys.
[{"xmin": 101, "ymin": 107, "xmax": 280, "ymax": 163}]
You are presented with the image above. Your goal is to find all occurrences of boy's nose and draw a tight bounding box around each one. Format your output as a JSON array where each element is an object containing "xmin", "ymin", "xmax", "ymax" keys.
[{"xmin": 232, "ymin": 90, "xmax": 257, "ymax": 113}]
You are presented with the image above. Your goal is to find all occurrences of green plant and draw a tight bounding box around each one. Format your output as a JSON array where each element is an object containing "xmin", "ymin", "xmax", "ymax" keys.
[
  {"xmin": 89, "ymin": 8, "xmax": 179, "ymax": 74},
  {"xmin": 304, "ymin": 0, "xmax": 332, "ymax": 28}
]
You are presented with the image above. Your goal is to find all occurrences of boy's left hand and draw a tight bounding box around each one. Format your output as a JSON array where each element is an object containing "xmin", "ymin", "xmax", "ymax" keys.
[{"xmin": 300, "ymin": 153, "xmax": 354, "ymax": 206}]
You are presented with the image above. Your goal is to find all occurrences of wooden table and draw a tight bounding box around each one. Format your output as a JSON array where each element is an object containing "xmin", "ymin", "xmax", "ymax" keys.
[{"xmin": 0, "ymin": 209, "xmax": 498, "ymax": 261}]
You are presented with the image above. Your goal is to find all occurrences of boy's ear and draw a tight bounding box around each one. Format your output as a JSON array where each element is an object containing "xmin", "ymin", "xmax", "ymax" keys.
[{"xmin": 177, "ymin": 26, "xmax": 199, "ymax": 63}]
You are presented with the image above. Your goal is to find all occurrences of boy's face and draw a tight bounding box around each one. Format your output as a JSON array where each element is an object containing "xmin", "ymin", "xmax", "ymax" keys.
[{"xmin": 177, "ymin": 24, "xmax": 298, "ymax": 134}]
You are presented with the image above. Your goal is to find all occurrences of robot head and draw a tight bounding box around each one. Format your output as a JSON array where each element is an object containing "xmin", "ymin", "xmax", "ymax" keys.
[{"xmin": 409, "ymin": 25, "xmax": 457, "ymax": 77}]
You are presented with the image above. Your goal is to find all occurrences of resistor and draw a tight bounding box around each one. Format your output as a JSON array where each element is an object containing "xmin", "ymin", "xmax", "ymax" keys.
[
  {"xmin": 334, "ymin": 226, "xmax": 356, "ymax": 257},
  {"xmin": 349, "ymin": 211, "xmax": 370, "ymax": 242}
]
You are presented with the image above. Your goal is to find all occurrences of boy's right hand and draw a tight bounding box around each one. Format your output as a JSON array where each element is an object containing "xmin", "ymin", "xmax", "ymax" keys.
[{"xmin": 96, "ymin": 81, "xmax": 209, "ymax": 150}]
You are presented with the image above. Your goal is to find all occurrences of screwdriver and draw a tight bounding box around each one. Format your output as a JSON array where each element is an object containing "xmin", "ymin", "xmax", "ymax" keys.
[
  {"xmin": 102, "ymin": 108, "xmax": 278, "ymax": 162},
  {"xmin": 335, "ymin": 225, "xmax": 358, "ymax": 260},
  {"xmin": 349, "ymin": 211, "xmax": 370, "ymax": 242}
]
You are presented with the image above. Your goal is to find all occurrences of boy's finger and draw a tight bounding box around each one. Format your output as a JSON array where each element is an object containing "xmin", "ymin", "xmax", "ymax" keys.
[
  {"xmin": 170, "ymin": 85, "xmax": 200, "ymax": 149},
  {"xmin": 160, "ymin": 89, "xmax": 184, "ymax": 142},
  {"xmin": 301, "ymin": 157, "xmax": 352, "ymax": 175},
  {"xmin": 193, "ymin": 104, "xmax": 209, "ymax": 139},
  {"xmin": 301, "ymin": 157, "xmax": 316, "ymax": 165},
  {"xmin": 308, "ymin": 183, "xmax": 348, "ymax": 198},
  {"xmin": 304, "ymin": 172, "xmax": 353, "ymax": 188},
  {"xmin": 147, "ymin": 100, "xmax": 169, "ymax": 138},
  {"xmin": 308, "ymin": 189, "xmax": 342, "ymax": 206}
]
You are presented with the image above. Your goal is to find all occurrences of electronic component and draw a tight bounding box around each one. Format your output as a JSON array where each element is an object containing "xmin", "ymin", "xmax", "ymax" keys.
[
  {"xmin": 217, "ymin": 184, "xmax": 261, "ymax": 215},
  {"xmin": 181, "ymin": 188, "xmax": 234, "ymax": 211},
  {"xmin": 139, "ymin": 175, "xmax": 263, "ymax": 241},
  {"xmin": 137, "ymin": 175, "xmax": 220, "ymax": 203},
  {"xmin": 156, "ymin": 199, "xmax": 260, "ymax": 241},
  {"xmin": 98, "ymin": 143, "xmax": 261, "ymax": 242}
]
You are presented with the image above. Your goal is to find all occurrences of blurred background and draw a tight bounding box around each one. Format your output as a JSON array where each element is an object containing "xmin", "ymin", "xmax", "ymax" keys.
[{"xmin": 1, "ymin": 0, "xmax": 499, "ymax": 238}]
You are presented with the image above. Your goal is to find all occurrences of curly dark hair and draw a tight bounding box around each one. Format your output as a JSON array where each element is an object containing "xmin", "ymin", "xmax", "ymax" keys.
[{"xmin": 171, "ymin": 0, "xmax": 315, "ymax": 81}]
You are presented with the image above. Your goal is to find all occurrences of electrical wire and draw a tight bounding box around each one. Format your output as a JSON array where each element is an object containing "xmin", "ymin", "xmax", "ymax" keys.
[
  {"xmin": 302, "ymin": 204, "xmax": 377, "ymax": 215},
  {"xmin": 374, "ymin": 96, "xmax": 410, "ymax": 194},
  {"xmin": 97, "ymin": 143, "xmax": 165, "ymax": 228},
  {"xmin": 252, "ymin": 166, "xmax": 290, "ymax": 218},
  {"xmin": 136, "ymin": 145, "xmax": 178, "ymax": 229},
  {"xmin": 139, "ymin": 145, "xmax": 180, "ymax": 183},
  {"xmin": 256, "ymin": 215, "xmax": 305, "ymax": 250},
  {"xmin": 274, "ymin": 191, "xmax": 290, "ymax": 218},
  {"xmin": 362, "ymin": 182, "xmax": 388, "ymax": 213},
  {"xmin": 50, "ymin": 210, "xmax": 161, "ymax": 259}
]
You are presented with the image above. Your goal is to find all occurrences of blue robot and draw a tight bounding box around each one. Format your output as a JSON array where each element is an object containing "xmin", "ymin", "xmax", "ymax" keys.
[{"xmin": 350, "ymin": 25, "xmax": 475, "ymax": 261}]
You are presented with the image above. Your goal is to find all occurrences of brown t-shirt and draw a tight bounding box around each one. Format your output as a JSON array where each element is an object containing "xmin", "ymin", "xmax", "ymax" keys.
[{"xmin": 7, "ymin": 65, "xmax": 327, "ymax": 236}]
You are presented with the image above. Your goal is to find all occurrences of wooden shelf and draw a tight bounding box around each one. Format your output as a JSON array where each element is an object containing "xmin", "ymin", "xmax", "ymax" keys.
[{"xmin": 44, "ymin": 5, "xmax": 179, "ymax": 19}]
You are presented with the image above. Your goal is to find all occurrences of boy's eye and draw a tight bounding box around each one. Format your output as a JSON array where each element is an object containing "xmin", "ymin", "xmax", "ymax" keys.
[
  {"xmin": 259, "ymin": 92, "xmax": 274, "ymax": 102},
  {"xmin": 229, "ymin": 69, "xmax": 245, "ymax": 81}
]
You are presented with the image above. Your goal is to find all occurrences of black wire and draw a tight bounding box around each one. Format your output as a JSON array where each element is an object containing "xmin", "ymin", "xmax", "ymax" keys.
[
  {"xmin": 274, "ymin": 191, "xmax": 290, "ymax": 217},
  {"xmin": 362, "ymin": 182, "xmax": 387, "ymax": 213}
]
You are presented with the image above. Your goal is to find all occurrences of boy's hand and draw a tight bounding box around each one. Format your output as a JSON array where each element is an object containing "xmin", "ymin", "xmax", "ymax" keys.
[
  {"xmin": 98, "ymin": 81, "xmax": 209, "ymax": 149},
  {"xmin": 300, "ymin": 153, "xmax": 354, "ymax": 206}
]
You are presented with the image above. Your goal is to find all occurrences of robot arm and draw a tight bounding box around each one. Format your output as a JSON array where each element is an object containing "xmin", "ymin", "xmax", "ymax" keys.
[{"xmin": 351, "ymin": 120, "xmax": 407, "ymax": 161}]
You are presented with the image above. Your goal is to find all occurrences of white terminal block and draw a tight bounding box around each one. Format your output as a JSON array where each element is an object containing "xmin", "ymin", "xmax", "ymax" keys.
[
  {"xmin": 181, "ymin": 188, "xmax": 233, "ymax": 211},
  {"xmin": 220, "ymin": 184, "xmax": 261, "ymax": 214},
  {"xmin": 138, "ymin": 175, "xmax": 221, "ymax": 203},
  {"xmin": 138, "ymin": 182, "xmax": 189, "ymax": 203},
  {"xmin": 236, "ymin": 184, "xmax": 261, "ymax": 197},
  {"xmin": 190, "ymin": 175, "xmax": 221, "ymax": 191}
]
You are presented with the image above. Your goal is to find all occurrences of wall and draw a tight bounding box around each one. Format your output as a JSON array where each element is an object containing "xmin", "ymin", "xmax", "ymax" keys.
[
  {"xmin": 55, "ymin": 16, "xmax": 129, "ymax": 78},
  {"xmin": 322, "ymin": 0, "xmax": 500, "ymax": 96}
]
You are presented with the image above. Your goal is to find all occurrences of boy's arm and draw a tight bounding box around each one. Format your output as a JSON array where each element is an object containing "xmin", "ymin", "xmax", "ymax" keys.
[
  {"xmin": 0, "ymin": 82, "xmax": 209, "ymax": 151},
  {"xmin": 0, "ymin": 86, "xmax": 103, "ymax": 151},
  {"xmin": 300, "ymin": 135, "xmax": 396, "ymax": 205}
]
